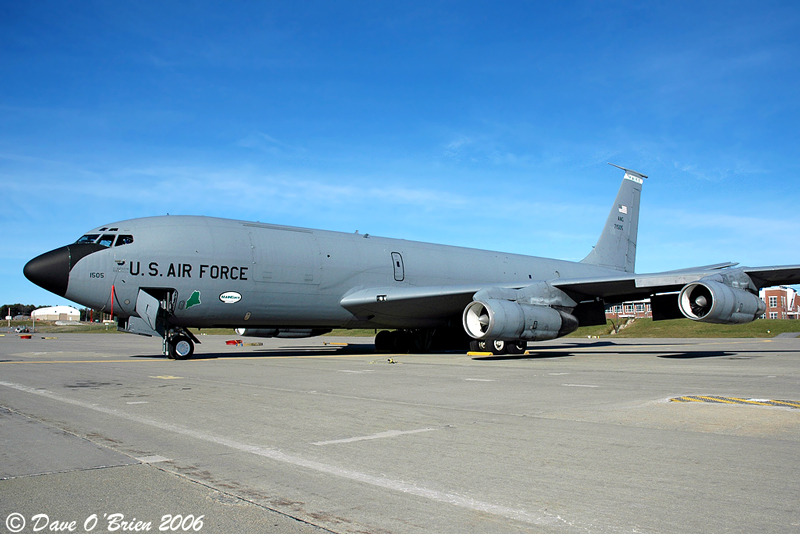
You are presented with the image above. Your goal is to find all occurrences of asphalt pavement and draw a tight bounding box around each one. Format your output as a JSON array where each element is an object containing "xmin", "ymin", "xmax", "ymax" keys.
[{"xmin": 1, "ymin": 333, "xmax": 798, "ymax": 533}]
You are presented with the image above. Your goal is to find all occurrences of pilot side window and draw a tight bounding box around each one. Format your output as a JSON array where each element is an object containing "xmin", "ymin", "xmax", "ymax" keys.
[
  {"xmin": 97, "ymin": 234, "xmax": 116, "ymax": 247},
  {"xmin": 115, "ymin": 235, "xmax": 134, "ymax": 246},
  {"xmin": 75, "ymin": 234, "xmax": 99, "ymax": 244}
]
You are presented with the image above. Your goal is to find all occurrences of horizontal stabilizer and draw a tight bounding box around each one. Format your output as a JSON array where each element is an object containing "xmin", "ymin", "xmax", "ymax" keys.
[{"xmin": 607, "ymin": 163, "xmax": 648, "ymax": 181}]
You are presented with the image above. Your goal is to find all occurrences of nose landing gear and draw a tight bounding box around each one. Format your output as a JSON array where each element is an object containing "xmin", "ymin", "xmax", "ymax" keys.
[{"xmin": 165, "ymin": 328, "xmax": 198, "ymax": 360}]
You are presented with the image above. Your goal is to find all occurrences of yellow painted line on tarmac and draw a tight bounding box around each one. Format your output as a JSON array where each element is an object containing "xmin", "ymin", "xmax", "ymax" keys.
[
  {"xmin": 0, "ymin": 359, "xmax": 155, "ymax": 364},
  {"xmin": 725, "ymin": 396, "xmax": 775, "ymax": 407},
  {"xmin": 671, "ymin": 396, "xmax": 800, "ymax": 409},
  {"xmin": 769, "ymin": 400, "xmax": 800, "ymax": 409},
  {"xmin": 696, "ymin": 395, "xmax": 740, "ymax": 405},
  {"xmin": 672, "ymin": 396, "xmax": 705, "ymax": 403},
  {"xmin": 197, "ymin": 353, "xmax": 379, "ymax": 361},
  {"xmin": 0, "ymin": 351, "xmax": 377, "ymax": 365}
]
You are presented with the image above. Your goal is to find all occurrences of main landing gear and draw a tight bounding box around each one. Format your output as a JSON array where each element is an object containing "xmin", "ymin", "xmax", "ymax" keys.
[
  {"xmin": 374, "ymin": 328, "xmax": 471, "ymax": 353},
  {"xmin": 373, "ymin": 328, "xmax": 525, "ymax": 354},
  {"xmin": 469, "ymin": 339, "xmax": 527, "ymax": 355}
]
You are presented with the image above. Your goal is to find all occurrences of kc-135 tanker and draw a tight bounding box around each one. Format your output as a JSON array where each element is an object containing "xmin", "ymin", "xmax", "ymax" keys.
[{"xmin": 24, "ymin": 164, "xmax": 800, "ymax": 359}]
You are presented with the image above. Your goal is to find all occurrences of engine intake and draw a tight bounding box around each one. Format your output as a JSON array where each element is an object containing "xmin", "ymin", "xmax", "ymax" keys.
[
  {"xmin": 678, "ymin": 280, "xmax": 765, "ymax": 324},
  {"xmin": 463, "ymin": 299, "xmax": 578, "ymax": 341}
]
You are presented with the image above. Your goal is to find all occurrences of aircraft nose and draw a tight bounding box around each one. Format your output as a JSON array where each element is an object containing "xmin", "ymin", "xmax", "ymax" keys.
[{"xmin": 24, "ymin": 246, "xmax": 70, "ymax": 297}]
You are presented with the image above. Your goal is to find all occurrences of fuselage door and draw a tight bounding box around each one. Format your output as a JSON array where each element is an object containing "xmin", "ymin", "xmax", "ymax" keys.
[
  {"xmin": 136, "ymin": 289, "xmax": 161, "ymax": 331},
  {"xmin": 391, "ymin": 252, "xmax": 404, "ymax": 282}
]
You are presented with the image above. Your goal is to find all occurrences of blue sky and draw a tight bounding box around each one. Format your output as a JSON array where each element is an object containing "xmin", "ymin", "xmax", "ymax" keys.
[{"xmin": 2, "ymin": 1, "xmax": 799, "ymax": 307}]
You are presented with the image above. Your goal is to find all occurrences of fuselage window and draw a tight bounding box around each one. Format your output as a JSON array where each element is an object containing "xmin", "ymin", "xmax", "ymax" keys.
[
  {"xmin": 97, "ymin": 234, "xmax": 116, "ymax": 247},
  {"xmin": 75, "ymin": 234, "xmax": 99, "ymax": 244},
  {"xmin": 115, "ymin": 235, "xmax": 134, "ymax": 246}
]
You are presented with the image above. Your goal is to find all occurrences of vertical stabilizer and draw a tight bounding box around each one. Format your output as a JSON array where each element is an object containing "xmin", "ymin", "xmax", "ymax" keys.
[{"xmin": 580, "ymin": 163, "xmax": 646, "ymax": 273}]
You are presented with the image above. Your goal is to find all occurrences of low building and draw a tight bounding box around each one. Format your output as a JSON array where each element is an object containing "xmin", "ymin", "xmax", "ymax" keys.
[
  {"xmin": 32, "ymin": 306, "xmax": 80, "ymax": 322},
  {"xmin": 606, "ymin": 299, "xmax": 652, "ymax": 320},
  {"xmin": 759, "ymin": 286, "xmax": 799, "ymax": 320}
]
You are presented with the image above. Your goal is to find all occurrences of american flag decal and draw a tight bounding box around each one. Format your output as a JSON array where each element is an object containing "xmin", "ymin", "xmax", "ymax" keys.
[{"xmin": 618, "ymin": 205, "xmax": 628, "ymax": 214}]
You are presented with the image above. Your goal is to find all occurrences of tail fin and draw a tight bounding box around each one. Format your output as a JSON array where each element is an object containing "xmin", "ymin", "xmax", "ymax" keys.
[{"xmin": 580, "ymin": 163, "xmax": 646, "ymax": 273}]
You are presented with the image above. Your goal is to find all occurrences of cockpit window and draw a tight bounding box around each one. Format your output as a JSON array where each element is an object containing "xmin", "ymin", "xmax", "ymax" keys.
[
  {"xmin": 97, "ymin": 234, "xmax": 116, "ymax": 247},
  {"xmin": 115, "ymin": 235, "xmax": 134, "ymax": 246},
  {"xmin": 75, "ymin": 234, "xmax": 100, "ymax": 244}
]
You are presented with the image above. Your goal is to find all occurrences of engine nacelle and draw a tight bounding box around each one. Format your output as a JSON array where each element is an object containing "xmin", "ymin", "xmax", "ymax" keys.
[
  {"xmin": 678, "ymin": 280, "xmax": 765, "ymax": 324},
  {"xmin": 234, "ymin": 328, "xmax": 331, "ymax": 338},
  {"xmin": 463, "ymin": 299, "xmax": 579, "ymax": 341}
]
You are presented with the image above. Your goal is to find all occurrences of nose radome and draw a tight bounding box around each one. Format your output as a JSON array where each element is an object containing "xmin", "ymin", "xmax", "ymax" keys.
[{"xmin": 24, "ymin": 246, "xmax": 70, "ymax": 297}]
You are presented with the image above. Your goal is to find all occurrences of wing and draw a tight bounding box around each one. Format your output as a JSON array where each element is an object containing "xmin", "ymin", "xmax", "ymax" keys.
[
  {"xmin": 340, "ymin": 284, "xmax": 504, "ymax": 327},
  {"xmin": 743, "ymin": 266, "xmax": 800, "ymax": 288},
  {"xmin": 340, "ymin": 264, "xmax": 800, "ymax": 327}
]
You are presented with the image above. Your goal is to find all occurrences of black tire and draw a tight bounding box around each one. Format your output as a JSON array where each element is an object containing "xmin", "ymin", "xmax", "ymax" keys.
[
  {"xmin": 489, "ymin": 339, "xmax": 507, "ymax": 355},
  {"xmin": 411, "ymin": 329, "xmax": 434, "ymax": 353},
  {"xmin": 375, "ymin": 330, "xmax": 394, "ymax": 352},
  {"xmin": 392, "ymin": 331, "xmax": 410, "ymax": 353},
  {"xmin": 169, "ymin": 334, "xmax": 194, "ymax": 360},
  {"xmin": 506, "ymin": 341, "xmax": 527, "ymax": 354}
]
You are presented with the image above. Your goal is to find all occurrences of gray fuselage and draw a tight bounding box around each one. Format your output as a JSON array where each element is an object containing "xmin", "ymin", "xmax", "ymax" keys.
[{"xmin": 64, "ymin": 215, "xmax": 619, "ymax": 330}]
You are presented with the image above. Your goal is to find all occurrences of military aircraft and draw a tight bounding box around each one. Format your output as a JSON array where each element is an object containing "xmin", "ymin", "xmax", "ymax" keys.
[{"xmin": 24, "ymin": 164, "xmax": 800, "ymax": 359}]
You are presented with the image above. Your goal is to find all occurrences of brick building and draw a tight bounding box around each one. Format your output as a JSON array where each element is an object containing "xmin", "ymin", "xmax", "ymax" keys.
[
  {"xmin": 759, "ymin": 286, "xmax": 799, "ymax": 320},
  {"xmin": 605, "ymin": 299, "xmax": 652, "ymax": 320}
]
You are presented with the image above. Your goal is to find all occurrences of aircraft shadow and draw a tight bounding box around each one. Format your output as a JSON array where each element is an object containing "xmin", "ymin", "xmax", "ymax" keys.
[
  {"xmin": 129, "ymin": 345, "xmax": 790, "ymax": 361},
  {"xmin": 657, "ymin": 351, "xmax": 735, "ymax": 359},
  {"xmin": 200, "ymin": 344, "xmax": 378, "ymax": 359},
  {"xmin": 473, "ymin": 351, "xmax": 577, "ymax": 361},
  {"xmin": 473, "ymin": 348, "xmax": 794, "ymax": 361}
]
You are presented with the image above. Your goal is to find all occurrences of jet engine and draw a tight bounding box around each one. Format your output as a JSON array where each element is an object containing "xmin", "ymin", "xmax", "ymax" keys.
[
  {"xmin": 678, "ymin": 280, "xmax": 765, "ymax": 324},
  {"xmin": 463, "ymin": 299, "xmax": 579, "ymax": 341},
  {"xmin": 234, "ymin": 328, "xmax": 331, "ymax": 338}
]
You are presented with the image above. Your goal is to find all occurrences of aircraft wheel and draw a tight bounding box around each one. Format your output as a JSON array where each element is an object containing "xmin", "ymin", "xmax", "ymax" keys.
[
  {"xmin": 411, "ymin": 329, "xmax": 435, "ymax": 353},
  {"xmin": 506, "ymin": 341, "xmax": 527, "ymax": 355},
  {"xmin": 169, "ymin": 334, "xmax": 194, "ymax": 360},
  {"xmin": 374, "ymin": 330, "xmax": 393, "ymax": 352},
  {"xmin": 470, "ymin": 339, "xmax": 491, "ymax": 352},
  {"xmin": 392, "ymin": 330, "xmax": 410, "ymax": 353},
  {"xmin": 489, "ymin": 340, "xmax": 507, "ymax": 355}
]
